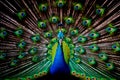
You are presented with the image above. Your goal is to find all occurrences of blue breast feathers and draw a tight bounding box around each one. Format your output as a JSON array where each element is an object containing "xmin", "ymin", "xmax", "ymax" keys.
[{"xmin": 50, "ymin": 43, "xmax": 70, "ymax": 75}]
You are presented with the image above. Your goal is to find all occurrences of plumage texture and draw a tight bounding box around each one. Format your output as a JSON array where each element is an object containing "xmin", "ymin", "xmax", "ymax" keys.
[
  {"xmin": 0, "ymin": 0, "xmax": 120, "ymax": 80},
  {"xmin": 50, "ymin": 42, "xmax": 70, "ymax": 75}
]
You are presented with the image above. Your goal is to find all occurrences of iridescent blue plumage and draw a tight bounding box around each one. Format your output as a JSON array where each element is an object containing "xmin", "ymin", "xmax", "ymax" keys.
[
  {"xmin": 57, "ymin": 30, "xmax": 64, "ymax": 40},
  {"xmin": 50, "ymin": 43, "xmax": 70, "ymax": 75},
  {"xmin": 50, "ymin": 31, "xmax": 70, "ymax": 75}
]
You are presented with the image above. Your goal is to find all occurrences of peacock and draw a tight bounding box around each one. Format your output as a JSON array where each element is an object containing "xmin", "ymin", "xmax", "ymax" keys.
[{"xmin": 0, "ymin": 0, "xmax": 120, "ymax": 80}]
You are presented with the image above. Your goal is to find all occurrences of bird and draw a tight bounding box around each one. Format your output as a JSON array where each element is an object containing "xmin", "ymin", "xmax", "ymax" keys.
[{"xmin": 0, "ymin": 0, "xmax": 120, "ymax": 80}]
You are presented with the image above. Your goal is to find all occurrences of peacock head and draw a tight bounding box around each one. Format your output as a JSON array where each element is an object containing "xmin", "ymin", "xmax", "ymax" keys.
[{"xmin": 57, "ymin": 30, "xmax": 64, "ymax": 45}]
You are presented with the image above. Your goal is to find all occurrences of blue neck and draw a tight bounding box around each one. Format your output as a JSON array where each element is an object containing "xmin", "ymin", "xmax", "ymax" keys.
[{"xmin": 50, "ymin": 43, "xmax": 70, "ymax": 75}]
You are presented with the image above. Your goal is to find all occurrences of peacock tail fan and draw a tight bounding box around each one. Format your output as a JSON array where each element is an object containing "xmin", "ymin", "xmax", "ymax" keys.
[{"xmin": 0, "ymin": 0, "xmax": 120, "ymax": 80}]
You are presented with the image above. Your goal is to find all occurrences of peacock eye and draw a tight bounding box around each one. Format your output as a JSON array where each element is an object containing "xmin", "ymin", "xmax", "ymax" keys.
[
  {"xmin": 13, "ymin": 60, "xmax": 17, "ymax": 63},
  {"xmin": 106, "ymin": 27, "xmax": 112, "ymax": 32},
  {"xmin": 42, "ymin": 23, "xmax": 44, "ymax": 26},
  {"xmin": 3, "ymin": 31, "xmax": 7, "ymax": 35},
  {"xmin": 67, "ymin": 19, "xmax": 70, "ymax": 23},
  {"xmin": 78, "ymin": 36, "xmax": 87, "ymax": 43},
  {"xmin": 106, "ymin": 63, "xmax": 115, "ymax": 71},
  {"xmin": 89, "ymin": 31, "xmax": 100, "ymax": 39},
  {"xmin": 41, "ymin": 22, "xmax": 46, "ymax": 27},
  {"xmin": 82, "ymin": 19, "xmax": 91, "ymax": 27},
  {"xmin": 52, "ymin": 17, "xmax": 58, "ymax": 23},
  {"xmin": 89, "ymin": 59, "xmax": 92, "ymax": 62},
  {"xmin": 17, "ymin": 40, "xmax": 26, "ymax": 49},
  {"xmin": 0, "ymin": 30, "xmax": 8, "ymax": 39},
  {"xmin": 108, "ymin": 27, "xmax": 111, "ymax": 31},
  {"xmin": 17, "ymin": 11, "xmax": 26, "ymax": 20},
  {"xmin": 44, "ymin": 32, "xmax": 52, "ymax": 38},
  {"xmin": 107, "ymin": 64, "xmax": 111, "ymax": 66},
  {"xmin": 90, "ymin": 33, "xmax": 94, "ymax": 36},
  {"xmin": 21, "ymin": 12, "xmax": 25, "ymax": 17},
  {"xmin": 38, "ymin": 21, "xmax": 46, "ymax": 28},
  {"xmin": 58, "ymin": 3, "xmax": 62, "ymax": 7},
  {"xmin": 91, "ymin": 46, "xmax": 94, "ymax": 48},
  {"xmin": 29, "ymin": 47, "xmax": 38, "ymax": 55},
  {"xmin": 75, "ymin": 6, "xmax": 78, "ymax": 9},
  {"xmin": 31, "ymin": 34, "xmax": 40, "ymax": 43},
  {"xmin": 79, "ymin": 38, "xmax": 82, "ymax": 41},
  {"xmin": 2, "ymin": 53, "xmax": 6, "ymax": 57},
  {"xmin": 105, "ymin": 25, "xmax": 117, "ymax": 35},
  {"xmin": 82, "ymin": 20, "xmax": 87, "ymax": 25},
  {"xmin": 70, "ymin": 29, "xmax": 78, "ymax": 36},
  {"xmin": 96, "ymin": 9, "xmax": 101, "ymax": 14},
  {"xmin": 65, "ymin": 18, "xmax": 73, "ymax": 24},
  {"xmin": 57, "ymin": 1, "xmax": 64, "ymax": 8},
  {"xmin": 33, "ymin": 48, "xmax": 36, "ymax": 51},
  {"xmin": 96, "ymin": 8, "xmax": 105, "ymax": 16},
  {"xmin": 43, "ymin": 6, "xmax": 46, "ymax": 10},
  {"xmin": 14, "ymin": 29, "xmax": 23, "ymax": 37},
  {"xmin": 74, "ymin": 3, "xmax": 82, "ymax": 11},
  {"xmin": 98, "ymin": 52, "xmax": 108, "ymax": 61},
  {"xmin": 39, "ymin": 4, "xmax": 47, "ymax": 11},
  {"xmin": 47, "ymin": 33, "xmax": 50, "ymax": 36},
  {"xmin": 53, "ymin": 18, "xmax": 56, "ymax": 21},
  {"xmin": 71, "ymin": 31, "xmax": 75, "ymax": 34},
  {"xmin": 42, "ymin": 6, "xmax": 46, "ymax": 9},
  {"xmin": 112, "ymin": 45, "xmax": 117, "ymax": 49},
  {"xmin": 18, "ymin": 30, "xmax": 22, "ymax": 34},
  {"xmin": 21, "ymin": 42, "xmax": 24, "ymax": 45},
  {"xmin": 100, "ymin": 54, "xmax": 103, "ymax": 57},
  {"xmin": 36, "ymin": 36, "xmax": 39, "ymax": 40},
  {"xmin": 41, "ymin": 5, "xmax": 47, "ymax": 11},
  {"xmin": 32, "ymin": 55, "xmax": 39, "ymax": 62},
  {"xmin": 113, "ymin": 46, "xmax": 116, "ymax": 48}
]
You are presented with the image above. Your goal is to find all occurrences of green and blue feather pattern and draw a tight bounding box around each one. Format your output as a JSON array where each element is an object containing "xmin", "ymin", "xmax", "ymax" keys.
[{"xmin": 0, "ymin": 0, "xmax": 120, "ymax": 80}]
